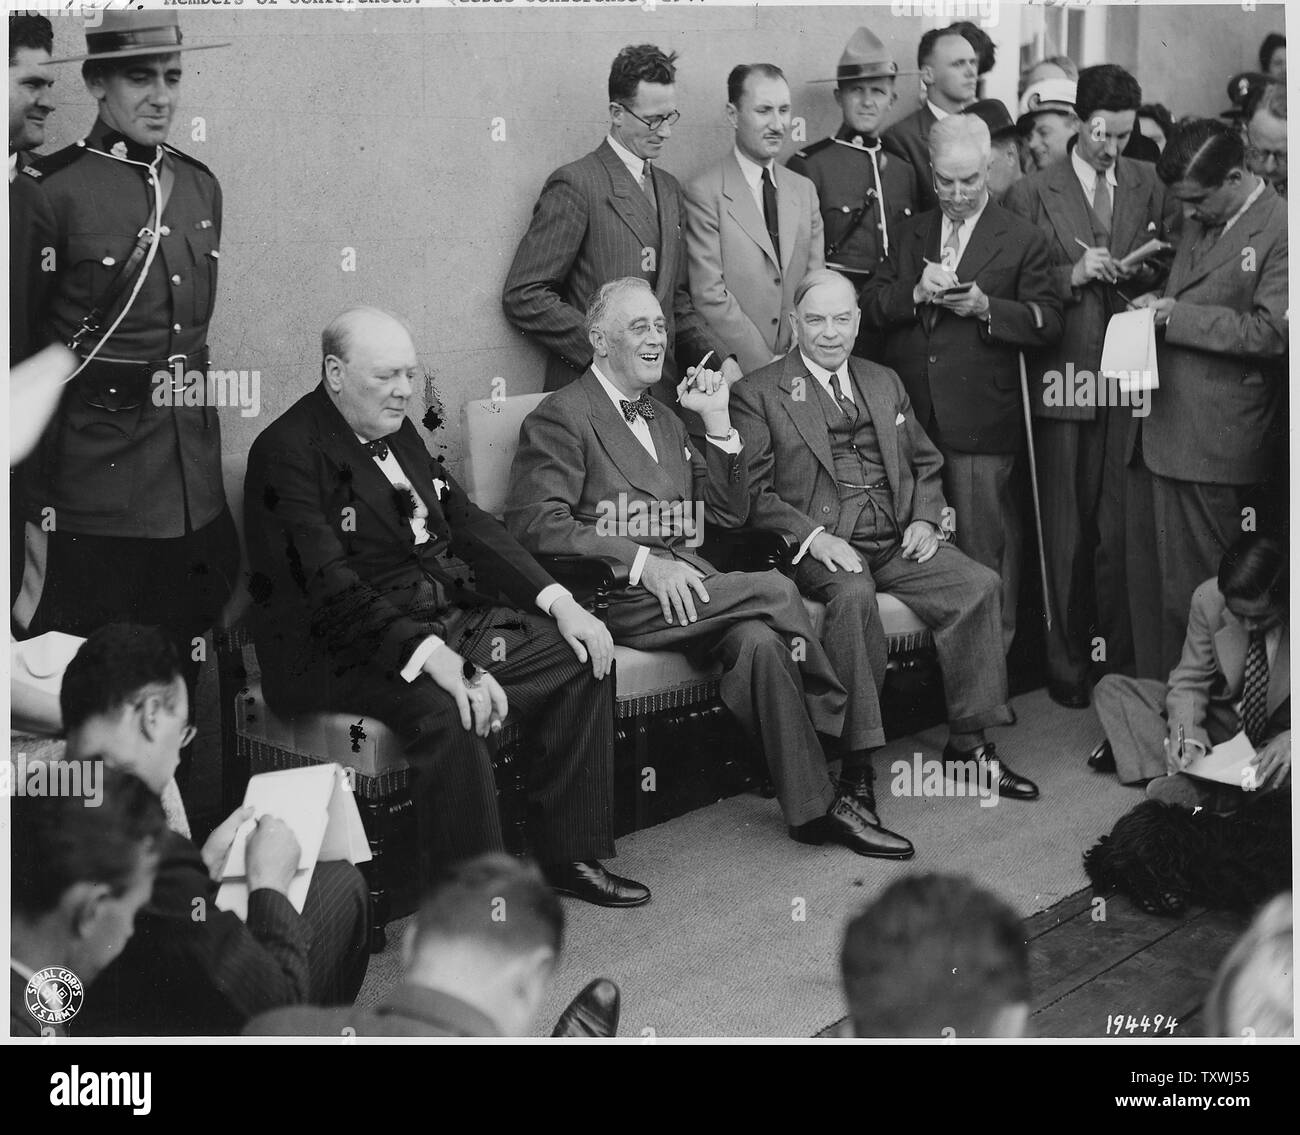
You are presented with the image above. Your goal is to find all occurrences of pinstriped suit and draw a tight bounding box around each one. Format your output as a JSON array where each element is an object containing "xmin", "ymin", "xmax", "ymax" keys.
[
  {"xmin": 77, "ymin": 832, "xmax": 370, "ymax": 1035},
  {"xmin": 1003, "ymin": 150, "xmax": 1176, "ymax": 689},
  {"xmin": 244, "ymin": 384, "xmax": 618, "ymax": 876},
  {"xmin": 503, "ymin": 139, "xmax": 719, "ymax": 405}
]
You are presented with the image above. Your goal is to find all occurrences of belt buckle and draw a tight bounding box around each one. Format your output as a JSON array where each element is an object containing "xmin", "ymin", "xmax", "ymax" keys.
[{"xmin": 166, "ymin": 352, "xmax": 188, "ymax": 396}]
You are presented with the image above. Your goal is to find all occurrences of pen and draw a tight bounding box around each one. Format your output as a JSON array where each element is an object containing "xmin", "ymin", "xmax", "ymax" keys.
[
  {"xmin": 1074, "ymin": 237, "xmax": 1093, "ymax": 251},
  {"xmin": 694, "ymin": 350, "xmax": 715, "ymax": 373}
]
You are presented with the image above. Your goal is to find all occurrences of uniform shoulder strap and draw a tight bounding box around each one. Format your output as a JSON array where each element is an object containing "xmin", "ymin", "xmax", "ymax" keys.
[
  {"xmin": 162, "ymin": 143, "xmax": 214, "ymax": 177},
  {"xmin": 28, "ymin": 141, "xmax": 89, "ymax": 180}
]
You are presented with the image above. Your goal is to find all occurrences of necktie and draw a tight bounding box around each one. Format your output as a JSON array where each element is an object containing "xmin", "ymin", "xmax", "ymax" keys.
[
  {"xmin": 762, "ymin": 166, "xmax": 781, "ymax": 263},
  {"xmin": 363, "ymin": 438, "xmax": 390, "ymax": 461},
  {"xmin": 1240, "ymin": 628, "xmax": 1270, "ymax": 746},
  {"xmin": 620, "ymin": 395, "xmax": 656, "ymax": 423},
  {"xmin": 830, "ymin": 373, "xmax": 857, "ymax": 421},
  {"xmin": 1092, "ymin": 176, "xmax": 1112, "ymax": 241},
  {"xmin": 941, "ymin": 217, "xmax": 963, "ymax": 271},
  {"xmin": 641, "ymin": 161, "xmax": 657, "ymax": 212}
]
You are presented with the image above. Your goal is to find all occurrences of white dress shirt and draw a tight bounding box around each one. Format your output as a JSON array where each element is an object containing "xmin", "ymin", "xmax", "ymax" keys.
[
  {"xmin": 940, "ymin": 192, "xmax": 990, "ymax": 270},
  {"xmin": 355, "ymin": 436, "xmax": 570, "ymax": 682},
  {"xmin": 591, "ymin": 363, "xmax": 741, "ymax": 586},
  {"xmin": 1070, "ymin": 145, "xmax": 1118, "ymax": 209},
  {"xmin": 733, "ymin": 145, "xmax": 778, "ymax": 219},
  {"xmin": 607, "ymin": 132, "xmax": 651, "ymax": 188},
  {"xmin": 8, "ymin": 152, "xmax": 19, "ymax": 184},
  {"xmin": 926, "ymin": 100, "xmax": 952, "ymax": 122}
]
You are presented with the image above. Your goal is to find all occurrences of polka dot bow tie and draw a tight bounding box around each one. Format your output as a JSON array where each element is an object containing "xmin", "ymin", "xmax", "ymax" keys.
[{"xmin": 620, "ymin": 396, "xmax": 656, "ymax": 423}]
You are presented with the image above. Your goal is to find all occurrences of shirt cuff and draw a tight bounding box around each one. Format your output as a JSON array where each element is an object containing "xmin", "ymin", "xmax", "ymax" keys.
[
  {"xmin": 705, "ymin": 429, "xmax": 743, "ymax": 454},
  {"xmin": 536, "ymin": 583, "xmax": 572, "ymax": 616},
  {"xmin": 792, "ymin": 526, "xmax": 825, "ymax": 565},
  {"xmin": 628, "ymin": 545, "xmax": 651, "ymax": 588},
  {"xmin": 400, "ymin": 635, "xmax": 445, "ymax": 683}
]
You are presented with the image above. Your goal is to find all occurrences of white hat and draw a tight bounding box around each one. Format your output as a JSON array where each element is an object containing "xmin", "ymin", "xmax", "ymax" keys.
[{"xmin": 1016, "ymin": 78, "xmax": 1078, "ymax": 126}]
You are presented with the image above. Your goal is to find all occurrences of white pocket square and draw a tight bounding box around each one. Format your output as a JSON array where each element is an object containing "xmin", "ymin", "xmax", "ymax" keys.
[{"xmin": 895, "ymin": 412, "xmax": 906, "ymax": 426}]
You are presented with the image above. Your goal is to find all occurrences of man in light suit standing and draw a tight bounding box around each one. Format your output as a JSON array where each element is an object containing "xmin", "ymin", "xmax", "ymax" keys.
[
  {"xmin": 503, "ymin": 44, "xmax": 741, "ymax": 407},
  {"xmin": 1126, "ymin": 119, "xmax": 1288, "ymax": 680},
  {"xmin": 731, "ymin": 270, "xmax": 1036, "ymax": 805},
  {"xmin": 684, "ymin": 63, "xmax": 825, "ymax": 373},
  {"xmin": 507, "ymin": 277, "xmax": 914, "ymax": 860},
  {"xmin": 1092, "ymin": 535, "xmax": 1289, "ymax": 810}
]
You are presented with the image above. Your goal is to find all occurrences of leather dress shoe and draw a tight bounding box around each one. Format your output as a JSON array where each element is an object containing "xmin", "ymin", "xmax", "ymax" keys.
[
  {"xmin": 1048, "ymin": 681, "xmax": 1090, "ymax": 709},
  {"xmin": 543, "ymin": 861, "xmax": 651, "ymax": 908},
  {"xmin": 552, "ymin": 978, "xmax": 621, "ymax": 1038},
  {"xmin": 1088, "ymin": 739, "xmax": 1117, "ymax": 773},
  {"xmin": 790, "ymin": 794, "xmax": 914, "ymax": 859},
  {"xmin": 943, "ymin": 741, "xmax": 1039, "ymax": 800}
]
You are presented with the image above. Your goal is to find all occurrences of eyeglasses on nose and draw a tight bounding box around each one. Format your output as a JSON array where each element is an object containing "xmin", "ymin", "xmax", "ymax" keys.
[{"xmin": 619, "ymin": 105, "xmax": 681, "ymax": 132}]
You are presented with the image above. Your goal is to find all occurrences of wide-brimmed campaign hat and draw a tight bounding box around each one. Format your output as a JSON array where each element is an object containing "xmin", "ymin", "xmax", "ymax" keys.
[
  {"xmin": 812, "ymin": 27, "xmax": 917, "ymax": 84},
  {"xmin": 1016, "ymin": 78, "xmax": 1078, "ymax": 127},
  {"xmin": 963, "ymin": 99, "xmax": 1017, "ymax": 141},
  {"xmin": 46, "ymin": 10, "xmax": 228, "ymax": 64}
]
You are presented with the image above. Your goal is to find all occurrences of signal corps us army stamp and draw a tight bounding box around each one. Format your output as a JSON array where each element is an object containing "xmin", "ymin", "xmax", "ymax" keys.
[{"xmin": 25, "ymin": 967, "xmax": 85, "ymax": 1028}]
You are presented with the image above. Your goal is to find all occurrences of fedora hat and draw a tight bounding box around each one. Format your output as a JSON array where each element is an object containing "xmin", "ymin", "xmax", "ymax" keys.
[
  {"xmin": 46, "ymin": 10, "xmax": 228, "ymax": 65},
  {"xmin": 812, "ymin": 27, "xmax": 916, "ymax": 84},
  {"xmin": 1219, "ymin": 71, "xmax": 1280, "ymax": 120},
  {"xmin": 963, "ymin": 99, "xmax": 1017, "ymax": 141}
]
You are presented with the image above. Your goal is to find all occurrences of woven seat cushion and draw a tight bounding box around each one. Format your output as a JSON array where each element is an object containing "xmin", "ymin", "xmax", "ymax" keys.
[{"xmin": 236, "ymin": 681, "xmax": 409, "ymax": 780}]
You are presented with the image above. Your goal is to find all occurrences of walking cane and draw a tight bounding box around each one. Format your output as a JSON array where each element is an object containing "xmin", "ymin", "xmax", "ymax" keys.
[{"xmin": 1019, "ymin": 350, "xmax": 1052, "ymax": 634}]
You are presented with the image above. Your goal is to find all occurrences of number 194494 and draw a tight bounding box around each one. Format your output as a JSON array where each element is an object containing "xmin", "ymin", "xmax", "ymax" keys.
[{"xmin": 1106, "ymin": 1013, "xmax": 1179, "ymax": 1035}]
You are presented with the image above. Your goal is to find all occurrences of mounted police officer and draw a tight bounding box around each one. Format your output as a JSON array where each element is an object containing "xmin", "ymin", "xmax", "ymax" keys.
[
  {"xmin": 13, "ymin": 11, "xmax": 234, "ymax": 699},
  {"xmin": 788, "ymin": 28, "xmax": 919, "ymax": 359}
]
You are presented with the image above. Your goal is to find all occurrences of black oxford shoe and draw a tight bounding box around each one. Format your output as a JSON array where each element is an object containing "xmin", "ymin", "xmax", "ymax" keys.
[
  {"xmin": 552, "ymin": 978, "xmax": 621, "ymax": 1038},
  {"xmin": 790, "ymin": 794, "xmax": 915, "ymax": 859},
  {"xmin": 1088, "ymin": 739, "xmax": 1117, "ymax": 773},
  {"xmin": 943, "ymin": 741, "xmax": 1039, "ymax": 801},
  {"xmin": 543, "ymin": 861, "xmax": 651, "ymax": 908}
]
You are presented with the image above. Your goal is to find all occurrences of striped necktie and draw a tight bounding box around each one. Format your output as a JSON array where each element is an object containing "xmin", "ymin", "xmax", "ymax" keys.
[{"xmin": 1240, "ymin": 629, "xmax": 1269, "ymax": 746}]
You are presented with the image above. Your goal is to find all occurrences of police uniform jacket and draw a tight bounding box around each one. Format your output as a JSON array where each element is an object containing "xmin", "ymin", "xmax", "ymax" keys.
[{"xmin": 18, "ymin": 117, "xmax": 225, "ymax": 538}]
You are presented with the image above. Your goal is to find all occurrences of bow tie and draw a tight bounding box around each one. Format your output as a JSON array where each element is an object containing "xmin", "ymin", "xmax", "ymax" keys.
[
  {"xmin": 363, "ymin": 438, "xmax": 391, "ymax": 461},
  {"xmin": 620, "ymin": 396, "xmax": 656, "ymax": 424}
]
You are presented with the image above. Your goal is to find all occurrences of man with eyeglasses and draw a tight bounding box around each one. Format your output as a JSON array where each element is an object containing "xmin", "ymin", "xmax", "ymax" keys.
[
  {"xmin": 861, "ymin": 115, "xmax": 1063, "ymax": 656},
  {"xmin": 504, "ymin": 43, "xmax": 739, "ymax": 417},
  {"xmin": 60, "ymin": 623, "xmax": 372, "ymax": 1035},
  {"xmin": 1244, "ymin": 82, "xmax": 1287, "ymax": 198}
]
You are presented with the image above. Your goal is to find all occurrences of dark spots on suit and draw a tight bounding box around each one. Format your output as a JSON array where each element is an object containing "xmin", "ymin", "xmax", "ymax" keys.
[
  {"xmin": 336, "ymin": 463, "xmax": 354, "ymax": 486},
  {"xmin": 422, "ymin": 405, "xmax": 444, "ymax": 432},
  {"xmin": 349, "ymin": 719, "xmax": 367, "ymax": 753},
  {"xmin": 285, "ymin": 541, "xmax": 308, "ymax": 595},
  {"xmin": 262, "ymin": 483, "xmax": 281, "ymax": 512},
  {"xmin": 392, "ymin": 485, "xmax": 417, "ymax": 520}
]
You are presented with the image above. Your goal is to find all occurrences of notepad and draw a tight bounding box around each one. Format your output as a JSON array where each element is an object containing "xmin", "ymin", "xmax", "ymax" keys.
[
  {"xmin": 1100, "ymin": 307, "xmax": 1159, "ymax": 392},
  {"xmin": 1182, "ymin": 731, "xmax": 1259, "ymax": 788},
  {"xmin": 1116, "ymin": 238, "xmax": 1173, "ymax": 274},
  {"xmin": 216, "ymin": 764, "xmax": 372, "ymax": 920}
]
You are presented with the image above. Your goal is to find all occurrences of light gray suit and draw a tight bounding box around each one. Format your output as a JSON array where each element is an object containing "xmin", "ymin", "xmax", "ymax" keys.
[
  {"xmin": 684, "ymin": 152, "xmax": 825, "ymax": 372},
  {"xmin": 504, "ymin": 370, "xmax": 850, "ymax": 827},
  {"xmin": 1126, "ymin": 183, "xmax": 1288, "ymax": 678},
  {"xmin": 730, "ymin": 351, "xmax": 1012, "ymax": 739},
  {"xmin": 1095, "ymin": 578, "xmax": 1290, "ymax": 792}
]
